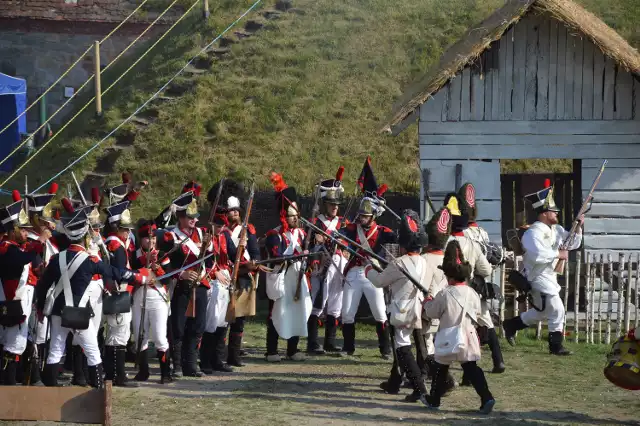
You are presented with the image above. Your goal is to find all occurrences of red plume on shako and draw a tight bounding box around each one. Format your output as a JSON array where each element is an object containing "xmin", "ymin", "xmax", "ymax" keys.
[
  {"xmin": 91, "ymin": 187, "xmax": 101, "ymax": 205},
  {"xmin": 48, "ymin": 183, "xmax": 59, "ymax": 194},
  {"xmin": 12, "ymin": 190, "xmax": 21, "ymax": 202},
  {"xmin": 544, "ymin": 178, "xmax": 552, "ymax": 188},
  {"xmin": 61, "ymin": 198, "xmax": 75, "ymax": 214}
]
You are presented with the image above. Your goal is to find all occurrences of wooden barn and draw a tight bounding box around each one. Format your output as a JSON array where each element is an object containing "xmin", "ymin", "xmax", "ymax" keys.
[{"xmin": 381, "ymin": 0, "xmax": 640, "ymax": 257}]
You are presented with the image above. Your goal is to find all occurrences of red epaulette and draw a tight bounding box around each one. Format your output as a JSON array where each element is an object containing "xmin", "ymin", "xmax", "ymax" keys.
[
  {"xmin": 265, "ymin": 229, "xmax": 279, "ymax": 237},
  {"xmin": 90, "ymin": 255, "xmax": 100, "ymax": 263},
  {"xmin": 107, "ymin": 239, "xmax": 121, "ymax": 252},
  {"xmin": 247, "ymin": 223, "xmax": 256, "ymax": 235},
  {"xmin": 163, "ymin": 232, "xmax": 174, "ymax": 243}
]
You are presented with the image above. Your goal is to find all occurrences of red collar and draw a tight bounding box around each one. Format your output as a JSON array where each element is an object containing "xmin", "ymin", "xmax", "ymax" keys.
[
  {"xmin": 179, "ymin": 227, "xmax": 195, "ymax": 235},
  {"xmin": 69, "ymin": 244, "xmax": 86, "ymax": 252},
  {"xmin": 449, "ymin": 280, "xmax": 466, "ymax": 286},
  {"xmin": 468, "ymin": 222, "xmax": 478, "ymax": 228},
  {"xmin": 407, "ymin": 252, "xmax": 420, "ymax": 256},
  {"xmin": 426, "ymin": 249, "xmax": 443, "ymax": 255},
  {"xmin": 452, "ymin": 231, "xmax": 465, "ymax": 237}
]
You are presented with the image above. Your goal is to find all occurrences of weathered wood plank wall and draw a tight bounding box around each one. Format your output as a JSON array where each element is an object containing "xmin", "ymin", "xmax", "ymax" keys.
[
  {"xmin": 418, "ymin": 14, "xmax": 640, "ymax": 123},
  {"xmin": 417, "ymin": 11, "xmax": 640, "ymax": 252}
]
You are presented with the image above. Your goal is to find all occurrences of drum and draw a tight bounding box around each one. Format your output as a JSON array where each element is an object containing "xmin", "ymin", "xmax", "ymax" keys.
[{"xmin": 604, "ymin": 331, "xmax": 640, "ymax": 390}]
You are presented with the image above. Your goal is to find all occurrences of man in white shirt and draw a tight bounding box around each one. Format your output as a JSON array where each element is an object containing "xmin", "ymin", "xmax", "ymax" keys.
[{"xmin": 503, "ymin": 182, "xmax": 583, "ymax": 355}]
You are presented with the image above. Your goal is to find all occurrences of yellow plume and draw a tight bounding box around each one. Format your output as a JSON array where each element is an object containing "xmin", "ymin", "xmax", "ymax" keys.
[{"xmin": 446, "ymin": 197, "xmax": 461, "ymax": 216}]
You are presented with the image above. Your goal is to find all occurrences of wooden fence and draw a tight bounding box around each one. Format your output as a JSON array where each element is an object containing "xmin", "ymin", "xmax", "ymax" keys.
[{"xmin": 497, "ymin": 251, "xmax": 639, "ymax": 344}]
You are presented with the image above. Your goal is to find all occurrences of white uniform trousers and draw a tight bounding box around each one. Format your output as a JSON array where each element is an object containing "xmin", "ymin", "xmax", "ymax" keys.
[
  {"xmin": 2, "ymin": 286, "xmax": 34, "ymax": 355},
  {"xmin": 521, "ymin": 291, "xmax": 565, "ymax": 333},
  {"xmin": 47, "ymin": 315, "xmax": 101, "ymax": 367},
  {"xmin": 205, "ymin": 274, "xmax": 230, "ymax": 333},
  {"xmin": 394, "ymin": 326, "xmax": 413, "ymax": 348},
  {"xmin": 131, "ymin": 286, "xmax": 170, "ymax": 352},
  {"xmin": 477, "ymin": 299, "xmax": 495, "ymax": 329},
  {"xmin": 341, "ymin": 267, "xmax": 386, "ymax": 324},
  {"xmin": 105, "ymin": 284, "xmax": 132, "ymax": 346},
  {"xmin": 73, "ymin": 279, "xmax": 103, "ymax": 346},
  {"xmin": 310, "ymin": 253, "xmax": 345, "ymax": 317}
]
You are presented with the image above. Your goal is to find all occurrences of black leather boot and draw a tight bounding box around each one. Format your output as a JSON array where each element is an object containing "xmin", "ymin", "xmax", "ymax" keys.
[
  {"xmin": 323, "ymin": 315, "xmax": 342, "ymax": 352},
  {"xmin": 115, "ymin": 346, "xmax": 139, "ymax": 387},
  {"xmin": 71, "ymin": 345, "xmax": 88, "ymax": 386},
  {"xmin": 134, "ymin": 349, "xmax": 150, "ymax": 381},
  {"xmin": 503, "ymin": 315, "xmax": 528, "ymax": 346},
  {"xmin": 396, "ymin": 346, "xmax": 427, "ymax": 402},
  {"xmin": 183, "ymin": 337, "xmax": 203, "ymax": 377},
  {"xmin": 549, "ymin": 331, "xmax": 572, "ymax": 356},
  {"xmin": 42, "ymin": 363, "xmax": 60, "ymax": 387},
  {"xmin": 306, "ymin": 315, "xmax": 325, "ymax": 354},
  {"xmin": 88, "ymin": 363, "xmax": 104, "ymax": 389},
  {"xmin": 171, "ymin": 340, "xmax": 183, "ymax": 378},
  {"xmin": 376, "ymin": 321, "xmax": 391, "ymax": 359},
  {"xmin": 104, "ymin": 346, "xmax": 116, "ymax": 382},
  {"xmin": 199, "ymin": 333, "xmax": 214, "ymax": 374},
  {"xmin": 2, "ymin": 352, "xmax": 18, "ymax": 385},
  {"xmin": 487, "ymin": 328, "xmax": 505, "ymax": 373},
  {"xmin": 227, "ymin": 331, "xmax": 245, "ymax": 367},
  {"xmin": 213, "ymin": 327, "xmax": 233, "ymax": 372},
  {"xmin": 158, "ymin": 351, "xmax": 173, "ymax": 384},
  {"xmin": 22, "ymin": 342, "xmax": 43, "ymax": 386},
  {"xmin": 341, "ymin": 323, "xmax": 356, "ymax": 355}
]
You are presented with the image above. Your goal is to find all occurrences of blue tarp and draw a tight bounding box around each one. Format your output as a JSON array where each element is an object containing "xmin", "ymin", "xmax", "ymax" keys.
[{"xmin": 0, "ymin": 72, "xmax": 27, "ymax": 172}]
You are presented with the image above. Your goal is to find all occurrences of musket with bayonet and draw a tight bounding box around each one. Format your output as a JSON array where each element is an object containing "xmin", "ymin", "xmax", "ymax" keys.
[
  {"xmin": 186, "ymin": 178, "xmax": 225, "ymax": 318},
  {"xmin": 299, "ymin": 217, "xmax": 429, "ymax": 295},
  {"xmin": 294, "ymin": 180, "xmax": 321, "ymax": 302},
  {"xmin": 554, "ymin": 159, "xmax": 607, "ymax": 273},
  {"xmin": 225, "ymin": 182, "xmax": 255, "ymax": 322}
]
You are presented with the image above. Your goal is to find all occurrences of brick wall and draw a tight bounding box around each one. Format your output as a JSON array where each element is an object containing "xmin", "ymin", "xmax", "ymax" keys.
[{"xmin": 0, "ymin": 0, "xmax": 180, "ymax": 23}]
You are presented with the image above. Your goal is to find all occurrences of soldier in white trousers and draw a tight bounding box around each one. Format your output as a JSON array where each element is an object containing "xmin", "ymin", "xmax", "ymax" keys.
[
  {"xmin": 131, "ymin": 219, "xmax": 172, "ymax": 383},
  {"xmin": 338, "ymin": 158, "xmax": 396, "ymax": 358},
  {"xmin": 503, "ymin": 181, "xmax": 583, "ymax": 355},
  {"xmin": 102, "ymin": 201, "xmax": 139, "ymax": 387},
  {"xmin": 307, "ymin": 166, "xmax": 348, "ymax": 354},
  {"xmin": 36, "ymin": 204, "xmax": 150, "ymax": 388}
]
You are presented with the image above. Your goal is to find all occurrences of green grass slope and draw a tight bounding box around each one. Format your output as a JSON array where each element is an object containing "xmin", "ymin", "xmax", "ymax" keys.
[{"xmin": 10, "ymin": 0, "xmax": 640, "ymax": 217}]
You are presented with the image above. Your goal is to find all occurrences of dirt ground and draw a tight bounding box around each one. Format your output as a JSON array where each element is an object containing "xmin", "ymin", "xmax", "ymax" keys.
[{"xmin": 2, "ymin": 323, "xmax": 639, "ymax": 426}]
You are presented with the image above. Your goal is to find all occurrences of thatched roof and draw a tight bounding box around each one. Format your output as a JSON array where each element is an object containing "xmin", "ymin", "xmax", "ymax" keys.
[{"xmin": 381, "ymin": 0, "xmax": 640, "ymax": 134}]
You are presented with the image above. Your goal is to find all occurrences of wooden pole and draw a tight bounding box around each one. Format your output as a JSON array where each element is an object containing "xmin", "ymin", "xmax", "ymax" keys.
[
  {"xmin": 94, "ymin": 41, "xmax": 102, "ymax": 117},
  {"xmin": 574, "ymin": 250, "xmax": 581, "ymax": 343},
  {"xmin": 585, "ymin": 253, "xmax": 591, "ymax": 343},
  {"xmin": 103, "ymin": 380, "xmax": 112, "ymax": 426},
  {"xmin": 203, "ymin": 0, "xmax": 209, "ymax": 18},
  {"xmin": 617, "ymin": 253, "xmax": 624, "ymax": 338},
  {"xmin": 562, "ymin": 259, "xmax": 570, "ymax": 335},
  {"xmin": 513, "ymin": 256, "xmax": 520, "ymax": 338},
  {"xmin": 597, "ymin": 254, "xmax": 604, "ymax": 344},
  {"xmin": 635, "ymin": 253, "xmax": 640, "ymax": 330},
  {"xmin": 589, "ymin": 256, "xmax": 596, "ymax": 344},
  {"xmin": 606, "ymin": 253, "xmax": 613, "ymax": 345},
  {"xmin": 626, "ymin": 252, "xmax": 633, "ymax": 333},
  {"xmin": 499, "ymin": 262, "xmax": 505, "ymax": 337}
]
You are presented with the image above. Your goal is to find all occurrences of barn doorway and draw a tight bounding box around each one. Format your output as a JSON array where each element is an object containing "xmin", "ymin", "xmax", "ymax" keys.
[{"xmin": 499, "ymin": 159, "xmax": 582, "ymax": 245}]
